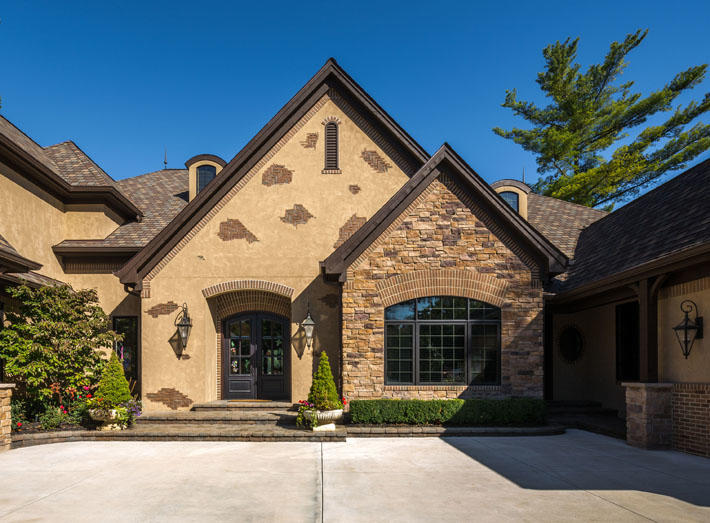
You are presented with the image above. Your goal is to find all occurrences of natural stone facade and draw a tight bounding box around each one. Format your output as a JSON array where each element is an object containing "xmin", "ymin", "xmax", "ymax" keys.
[
  {"xmin": 0, "ymin": 384, "xmax": 14, "ymax": 452},
  {"xmin": 672, "ymin": 383, "xmax": 710, "ymax": 457},
  {"xmin": 341, "ymin": 176, "xmax": 543, "ymax": 401},
  {"xmin": 624, "ymin": 382, "xmax": 673, "ymax": 449}
]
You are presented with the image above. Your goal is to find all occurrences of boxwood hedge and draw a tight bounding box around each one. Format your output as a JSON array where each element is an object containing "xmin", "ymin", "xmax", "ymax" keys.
[{"xmin": 349, "ymin": 398, "xmax": 546, "ymax": 426}]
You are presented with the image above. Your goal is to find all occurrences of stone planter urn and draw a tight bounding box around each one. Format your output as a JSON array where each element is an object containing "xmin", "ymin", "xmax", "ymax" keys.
[
  {"xmin": 303, "ymin": 408, "xmax": 344, "ymax": 431},
  {"xmin": 89, "ymin": 409, "xmax": 123, "ymax": 431}
]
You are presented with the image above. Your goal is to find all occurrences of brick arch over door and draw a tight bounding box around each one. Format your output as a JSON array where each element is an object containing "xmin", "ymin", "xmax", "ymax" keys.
[
  {"xmin": 205, "ymin": 285, "xmax": 292, "ymax": 399},
  {"xmin": 375, "ymin": 269, "xmax": 510, "ymax": 308},
  {"xmin": 202, "ymin": 279, "xmax": 294, "ymax": 300}
]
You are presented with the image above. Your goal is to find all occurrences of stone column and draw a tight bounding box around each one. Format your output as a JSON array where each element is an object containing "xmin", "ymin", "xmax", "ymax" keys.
[
  {"xmin": 623, "ymin": 382, "xmax": 672, "ymax": 449},
  {"xmin": 0, "ymin": 384, "xmax": 15, "ymax": 452}
]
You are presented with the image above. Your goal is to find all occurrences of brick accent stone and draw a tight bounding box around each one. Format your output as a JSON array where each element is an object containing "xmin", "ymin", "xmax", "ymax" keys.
[
  {"xmin": 623, "ymin": 382, "xmax": 673, "ymax": 449},
  {"xmin": 1, "ymin": 384, "xmax": 15, "ymax": 452},
  {"xmin": 202, "ymin": 280, "xmax": 294, "ymax": 300},
  {"xmin": 217, "ymin": 219, "xmax": 258, "ymax": 243},
  {"xmin": 349, "ymin": 184, "xmax": 361, "ymax": 195},
  {"xmin": 146, "ymin": 388, "xmax": 193, "ymax": 410},
  {"xmin": 281, "ymin": 204, "xmax": 314, "ymax": 226},
  {"xmin": 262, "ymin": 164, "xmax": 293, "ymax": 186},
  {"xmin": 672, "ymin": 383, "xmax": 710, "ymax": 457},
  {"xmin": 361, "ymin": 150, "xmax": 392, "ymax": 173},
  {"xmin": 334, "ymin": 215, "xmax": 367, "ymax": 249},
  {"xmin": 300, "ymin": 133, "xmax": 318, "ymax": 149},
  {"xmin": 146, "ymin": 301, "xmax": 179, "ymax": 318},
  {"xmin": 341, "ymin": 176, "xmax": 543, "ymax": 401}
]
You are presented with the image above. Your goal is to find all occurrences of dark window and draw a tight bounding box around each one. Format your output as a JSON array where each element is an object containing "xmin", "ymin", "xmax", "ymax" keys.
[
  {"xmin": 197, "ymin": 164, "xmax": 217, "ymax": 193},
  {"xmin": 559, "ymin": 326, "xmax": 584, "ymax": 363},
  {"xmin": 324, "ymin": 122, "xmax": 338, "ymax": 170},
  {"xmin": 0, "ymin": 301, "xmax": 4, "ymax": 381},
  {"xmin": 616, "ymin": 301, "xmax": 640, "ymax": 381},
  {"xmin": 113, "ymin": 316, "xmax": 139, "ymax": 391},
  {"xmin": 500, "ymin": 191, "xmax": 519, "ymax": 212},
  {"xmin": 385, "ymin": 297, "xmax": 501, "ymax": 385}
]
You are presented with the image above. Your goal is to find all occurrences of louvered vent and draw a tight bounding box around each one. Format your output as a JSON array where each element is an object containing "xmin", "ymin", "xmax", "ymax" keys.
[{"xmin": 324, "ymin": 122, "xmax": 338, "ymax": 170}]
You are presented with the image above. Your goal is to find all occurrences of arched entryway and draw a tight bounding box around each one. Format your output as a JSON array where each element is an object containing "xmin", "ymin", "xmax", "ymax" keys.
[{"xmin": 223, "ymin": 312, "xmax": 290, "ymax": 399}]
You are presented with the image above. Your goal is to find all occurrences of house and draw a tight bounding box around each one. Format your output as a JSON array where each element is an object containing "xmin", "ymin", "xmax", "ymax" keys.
[{"xmin": 1, "ymin": 59, "xmax": 708, "ymax": 455}]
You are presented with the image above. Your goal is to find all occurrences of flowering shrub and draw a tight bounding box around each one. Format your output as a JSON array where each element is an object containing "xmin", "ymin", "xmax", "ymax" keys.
[{"xmin": 296, "ymin": 400, "xmax": 319, "ymax": 429}]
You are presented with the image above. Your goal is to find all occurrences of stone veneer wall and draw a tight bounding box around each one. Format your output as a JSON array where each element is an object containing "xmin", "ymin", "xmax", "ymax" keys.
[
  {"xmin": 624, "ymin": 382, "xmax": 673, "ymax": 449},
  {"xmin": 0, "ymin": 384, "xmax": 14, "ymax": 452},
  {"xmin": 672, "ymin": 383, "xmax": 710, "ymax": 457},
  {"xmin": 341, "ymin": 176, "xmax": 544, "ymax": 401}
]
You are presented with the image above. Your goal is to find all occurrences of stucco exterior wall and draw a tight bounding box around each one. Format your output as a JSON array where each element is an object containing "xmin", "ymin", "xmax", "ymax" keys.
[
  {"xmin": 658, "ymin": 276, "xmax": 710, "ymax": 383},
  {"xmin": 553, "ymin": 302, "xmax": 626, "ymax": 412},
  {"xmin": 341, "ymin": 175, "xmax": 544, "ymax": 401},
  {"xmin": 140, "ymin": 95, "xmax": 413, "ymax": 410}
]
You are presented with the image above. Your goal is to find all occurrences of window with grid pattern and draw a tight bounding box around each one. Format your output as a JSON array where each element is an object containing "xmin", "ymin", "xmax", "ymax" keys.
[{"xmin": 384, "ymin": 296, "xmax": 501, "ymax": 385}]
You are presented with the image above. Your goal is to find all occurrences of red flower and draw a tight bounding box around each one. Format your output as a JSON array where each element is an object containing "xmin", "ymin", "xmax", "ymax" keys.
[
  {"xmin": 16, "ymin": 422, "xmax": 22, "ymax": 427},
  {"xmin": 83, "ymin": 386, "xmax": 90, "ymax": 391},
  {"xmin": 87, "ymin": 394, "xmax": 92, "ymax": 398}
]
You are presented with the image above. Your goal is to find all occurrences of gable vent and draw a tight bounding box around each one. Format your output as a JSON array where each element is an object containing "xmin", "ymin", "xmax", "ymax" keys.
[{"xmin": 324, "ymin": 122, "xmax": 338, "ymax": 170}]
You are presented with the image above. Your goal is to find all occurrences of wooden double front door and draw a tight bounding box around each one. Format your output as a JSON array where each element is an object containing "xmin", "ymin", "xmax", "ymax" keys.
[{"xmin": 223, "ymin": 312, "xmax": 289, "ymax": 399}]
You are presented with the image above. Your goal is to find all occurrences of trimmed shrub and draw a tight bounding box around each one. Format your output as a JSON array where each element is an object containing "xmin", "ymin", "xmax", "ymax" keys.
[
  {"xmin": 307, "ymin": 352, "xmax": 342, "ymax": 411},
  {"xmin": 95, "ymin": 352, "xmax": 131, "ymax": 405},
  {"xmin": 349, "ymin": 398, "xmax": 547, "ymax": 426}
]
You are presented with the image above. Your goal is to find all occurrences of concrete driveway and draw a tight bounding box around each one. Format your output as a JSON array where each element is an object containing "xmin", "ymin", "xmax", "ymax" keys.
[{"xmin": 0, "ymin": 430, "xmax": 708, "ymax": 522}]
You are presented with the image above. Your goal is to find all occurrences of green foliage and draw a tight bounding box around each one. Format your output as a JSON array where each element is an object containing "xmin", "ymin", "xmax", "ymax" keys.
[
  {"xmin": 307, "ymin": 352, "xmax": 342, "ymax": 411},
  {"xmin": 39, "ymin": 407, "xmax": 69, "ymax": 431},
  {"xmin": 493, "ymin": 29, "xmax": 710, "ymax": 209},
  {"xmin": 0, "ymin": 284, "xmax": 119, "ymax": 412},
  {"xmin": 95, "ymin": 351, "xmax": 131, "ymax": 405},
  {"xmin": 349, "ymin": 398, "xmax": 547, "ymax": 426}
]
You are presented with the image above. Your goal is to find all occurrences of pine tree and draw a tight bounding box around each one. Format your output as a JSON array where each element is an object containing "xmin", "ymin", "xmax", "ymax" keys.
[
  {"xmin": 307, "ymin": 352, "xmax": 342, "ymax": 411},
  {"xmin": 95, "ymin": 351, "xmax": 132, "ymax": 405},
  {"xmin": 493, "ymin": 29, "xmax": 710, "ymax": 209}
]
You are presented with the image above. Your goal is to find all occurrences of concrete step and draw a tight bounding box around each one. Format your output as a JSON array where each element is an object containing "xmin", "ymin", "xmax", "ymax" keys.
[
  {"xmin": 137, "ymin": 410, "xmax": 298, "ymax": 425},
  {"xmin": 191, "ymin": 401, "xmax": 296, "ymax": 411}
]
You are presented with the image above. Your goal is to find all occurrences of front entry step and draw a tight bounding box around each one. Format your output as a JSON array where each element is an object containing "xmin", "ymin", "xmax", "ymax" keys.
[
  {"xmin": 191, "ymin": 401, "xmax": 296, "ymax": 411},
  {"xmin": 137, "ymin": 410, "xmax": 298, "ymax": 425}
]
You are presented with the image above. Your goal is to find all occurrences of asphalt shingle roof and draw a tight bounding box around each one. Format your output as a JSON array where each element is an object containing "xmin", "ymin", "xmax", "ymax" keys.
[
  {"xmin": 0, "ymin": 233, "xmax": 21, "ymax": 258},
  {"xmin": 558, "ymin": 158, "xmax": 710, "ymax": 292},
  {"xmin": 44, "ymin": 141, "xmax": 116, "ymax": 186}
]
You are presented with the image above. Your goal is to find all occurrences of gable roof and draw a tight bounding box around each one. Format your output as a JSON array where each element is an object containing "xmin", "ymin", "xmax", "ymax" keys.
[
  {"xmin": 0, "ymin": 115, "xmax": 142, "ymax": 221},
  {"xmin": 116, "ymin": 58, "xmax": 430, "ymax": 286},
  {"xmin": 321, "ymin": 144, "xmax": 568, "ymax": 281},
  {"xmin": 555, "ymin": 158, "xmax": 710, "ymax": 296}
]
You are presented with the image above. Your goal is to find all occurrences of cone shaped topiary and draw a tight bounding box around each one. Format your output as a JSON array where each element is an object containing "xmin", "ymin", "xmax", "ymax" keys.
[
  {"xmin": 95, "ymin": 351, "xmax": 132, "ymax": 405},
  {"xmin": 307, "ymin": 352, "xmax": 342, "ymax": 411}
]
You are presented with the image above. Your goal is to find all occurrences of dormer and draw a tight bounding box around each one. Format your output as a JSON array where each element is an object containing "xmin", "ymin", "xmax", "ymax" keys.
[
  {"xmin": 490, "ymin": 179, "xmax": 531, "ymax": 220},
  {"xmin": 185, "ymin": 154, "xmax": 227, "ymax": 201}
]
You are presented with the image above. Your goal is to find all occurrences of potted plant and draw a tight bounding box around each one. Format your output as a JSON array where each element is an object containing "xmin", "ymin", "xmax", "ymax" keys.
[
  {"xmin": 297, "ymin": 352, "xmax": 344, "ymax": 430},
  {"xmin": 88, "ymin": 352, "xmax": 139, "ymax": 431}
]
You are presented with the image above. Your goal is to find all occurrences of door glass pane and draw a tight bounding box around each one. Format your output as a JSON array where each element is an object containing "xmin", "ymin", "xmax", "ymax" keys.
[
  {"xmin": 229, "ymin": 319, "xmax": 251, "ymax": 375},
  {"xmin": 386, "ymin": 324, "xmax": 413, "ymax": 384},
  {"xmin": 262, "ymin": 319, "xmax": 284, "ymax": 376},
  {"xmin": 419, "ymin": 324, "xmax": 465, "ymax": 383},
  {"xmin": 470, "ymin": 324, "xmax": 500, "ymax": 384}
]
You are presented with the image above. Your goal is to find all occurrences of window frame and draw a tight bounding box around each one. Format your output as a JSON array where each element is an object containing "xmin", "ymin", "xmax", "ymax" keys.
[
  {"xmin": 499, "ymin": 191, "xmax": 519, "ymax": 212},
  {"xmin": 384, "ymin": 297, "xmax": 501, "ymax": 386},
  {"xmin": 196, "ymin": 164, "xmax": 217, "ymax": 193},
  {"xmin": 112, "ymin": 315, "xmax": 140, "ymax": 390}
]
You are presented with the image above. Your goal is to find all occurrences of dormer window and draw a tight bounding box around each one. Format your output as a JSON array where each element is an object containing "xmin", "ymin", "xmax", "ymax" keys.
[
  {"xmin": 500, "ymin": 191, "xmax": 519, "ymax": 212},
  {"xmin": 197, "ymin": 164, "xmax": 217, "ymax": 193},
  {"xmin": 324, "ymin": 122, "xmax": 338, "ymax": 170}
]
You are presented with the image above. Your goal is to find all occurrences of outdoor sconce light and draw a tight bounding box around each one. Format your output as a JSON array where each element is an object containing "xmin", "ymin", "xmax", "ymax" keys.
[
  {"xmin": 301, "ymin": 303, "xmax": 316, "ymax": 349},
  {"xmin": 175, "ymin": 303, "xmax": 193, "ymax": 350},
  {"xmin": 673, "ymin": 300, "xmax": 703, "ymax": 359}
]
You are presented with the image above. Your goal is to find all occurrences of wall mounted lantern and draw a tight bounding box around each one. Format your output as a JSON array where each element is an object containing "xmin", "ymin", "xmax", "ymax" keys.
[
  {"xmin": 301, "ymin": 303, "xmax": 316, "ymax": 349},
  {"xmin": 175, "ymin": 303, "xmax": 193, "ymax": 350},
  {"xmin": 673, "ymin": 300, "xmax": 703, "ymax": 359}
]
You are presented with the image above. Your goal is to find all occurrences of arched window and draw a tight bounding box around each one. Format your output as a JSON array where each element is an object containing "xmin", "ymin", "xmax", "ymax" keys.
[
  {"xmin": 197, "ymin": 164, "xmax": 217, "ymax": 193},
  {"xmin": 385, "ymin": 296, "xmax": 501, "ymax": 385},
  {"xmin": 499, "ymin": 191, "xmax": 519, "ymax": 212},
  {"xmin": 324, "ymin": 122, "xmax": 338, "ymax": 170}
]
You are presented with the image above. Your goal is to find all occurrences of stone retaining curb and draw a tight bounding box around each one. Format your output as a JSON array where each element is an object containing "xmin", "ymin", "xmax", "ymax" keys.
[
  {"xmin": 347, "ymin": 425, "xmax": 566, "ymax": 437},
  {"xmin": 11, "ymin": 425, "xmax": 564, "ymax": 449}
]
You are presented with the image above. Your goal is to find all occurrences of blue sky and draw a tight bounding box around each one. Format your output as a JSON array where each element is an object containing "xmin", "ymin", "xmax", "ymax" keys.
[{"xmin": 1, "ymin": 1, "xmax": 708, "ymax": 192}]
